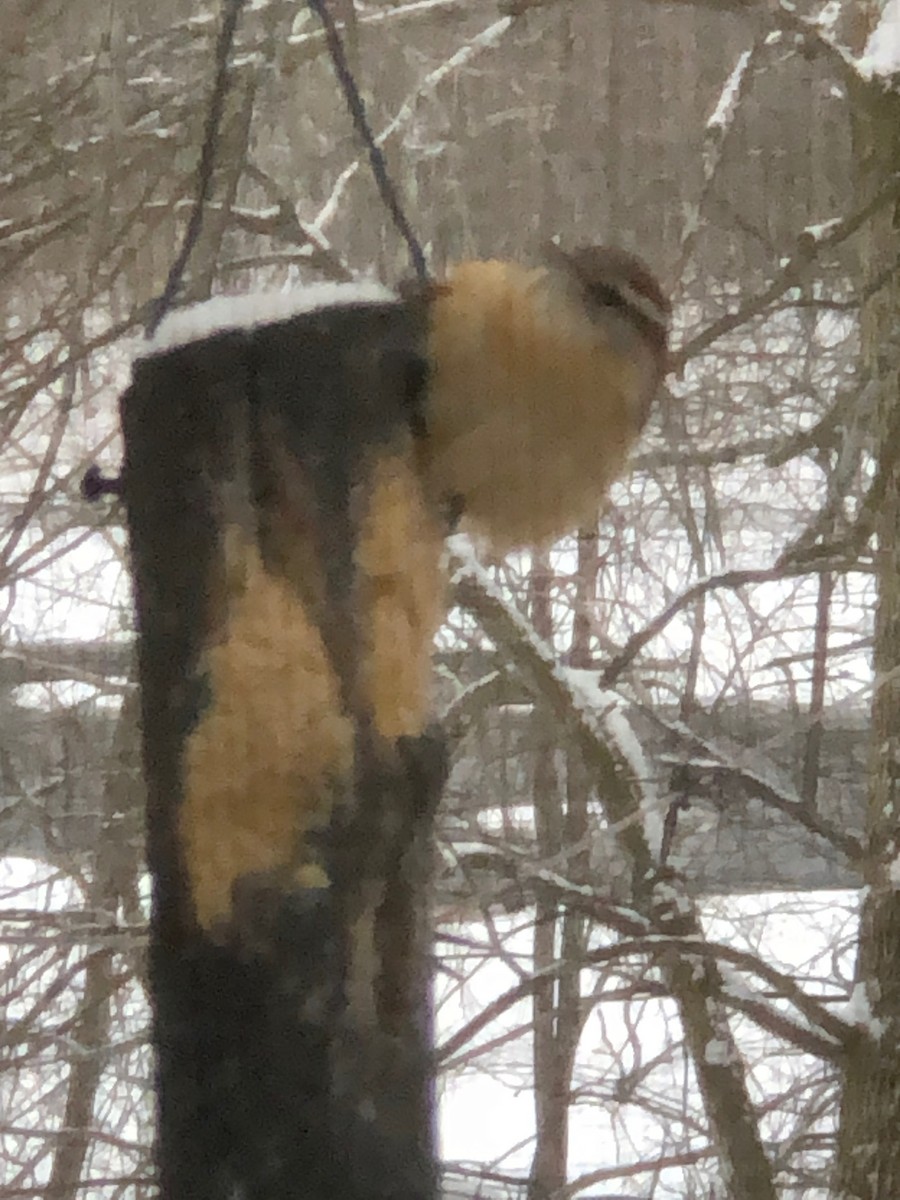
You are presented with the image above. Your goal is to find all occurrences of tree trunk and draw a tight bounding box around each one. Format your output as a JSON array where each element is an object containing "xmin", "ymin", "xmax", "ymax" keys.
[
  {"xmin": 528, "ymin": 554, "xmax": 570, "ymax": 1200},
  {"xmin": 833, "ymin": 32, "xmax": 900, "ymax": 1200}
]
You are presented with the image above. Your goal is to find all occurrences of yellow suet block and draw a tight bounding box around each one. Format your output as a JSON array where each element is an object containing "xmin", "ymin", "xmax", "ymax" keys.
[
  {"xmin": 180, "ymin": 525, "xmax": 353, "ymax": 932},
  {"xmin": 356, "ymin": 450, "xmax": 446, "ymax": 741}
]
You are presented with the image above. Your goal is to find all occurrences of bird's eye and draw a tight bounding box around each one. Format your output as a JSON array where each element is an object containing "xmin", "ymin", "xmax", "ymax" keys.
[{"xmin": 584, "ymin": 281, "xmax": 627, "ymax": 311}]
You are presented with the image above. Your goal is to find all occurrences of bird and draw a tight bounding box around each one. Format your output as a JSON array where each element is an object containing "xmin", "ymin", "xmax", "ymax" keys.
[{"xmin": 421, "ymin": 243, "xmax": 670, "ymax": 551}]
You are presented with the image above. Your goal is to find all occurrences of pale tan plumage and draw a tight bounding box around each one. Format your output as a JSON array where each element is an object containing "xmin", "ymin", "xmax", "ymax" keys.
[{"xmin": 423, "ymin": 248, "xmax": 669, "ymax": 551}]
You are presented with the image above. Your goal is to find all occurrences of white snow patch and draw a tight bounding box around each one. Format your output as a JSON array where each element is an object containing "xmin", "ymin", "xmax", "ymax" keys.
[
  {"xmin": 562, "ymin": 669, "xmax": 620, "ymax": 716},
  {"xmin": 859, "ymin": 0, "xmax": 900, "ymax": 78},
  {"xmin": 704, "ymin": 1037, "xmax": 732, "ymax": 1066},
  {"xmin": 720, "ymin": 966, "xmax": 755, "ymax": 1004},
  {"xmin": 530, "ymin": 866, "xmax": 599, "ymax": 900},
  {"xmin": 804, "ymin": 217, "xmax": 842, "ymax": 241},
  {"xmin": 841, "ymin": 980, "xmax": 888, "ymax": 1040},
  {"xmin": 130, "ymin": 111, "xmax": 162, "ymax": 132},
  {"xmin": 144, "ymin": 281, "xmax": 397, "ymax": 356},
  {"xmin": 814, "ymin": 0, "xmax": 841, "ymax": 30},
  {"xmin": 707, "ymin": 49, "xmax": 752, "ymax": 130},
  {"xmin": 558, "ymin": 669, "xmax": 663, "ymax": 860},
  {"xmin": 841, "ymin": 982, "xmax": 878, "ymax": 1030},
  {"xmin": 233, "ymin": 51, "xmax": 266, "ymax": 68}
]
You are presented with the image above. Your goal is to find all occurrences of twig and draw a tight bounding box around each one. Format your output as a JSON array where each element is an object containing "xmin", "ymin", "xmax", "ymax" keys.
[
  {"xmin": 672, "ymin": 174, "xmax": 900, "ymax": 371},
  {"xmin": 600, "ymin": 559, "xmax": 854, "ymax": 689}
]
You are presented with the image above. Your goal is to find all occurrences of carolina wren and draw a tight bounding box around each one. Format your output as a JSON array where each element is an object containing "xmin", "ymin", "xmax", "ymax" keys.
[{"xmin": 422, "ymin": 244, "xmax": 670, "ymax": 551}]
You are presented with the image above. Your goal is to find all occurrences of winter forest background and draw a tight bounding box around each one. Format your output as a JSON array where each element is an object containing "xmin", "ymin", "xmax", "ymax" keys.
[{"xmin": 1, "ymin": 0, "xmax": 899, "ymax": 1197}]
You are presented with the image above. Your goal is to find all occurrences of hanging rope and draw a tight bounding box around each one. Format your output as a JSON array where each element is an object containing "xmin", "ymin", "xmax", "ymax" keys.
[
  {"xmin": 145, "ymin": 0, "xmax": 249, "ymax": 336},
  {"xmin": 84, "ymin": 0, "xmax": 247, "ymax": 498},
  {"xmin": 307, "ymin": 0, "xmax": 429, "ymax": 284}
]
